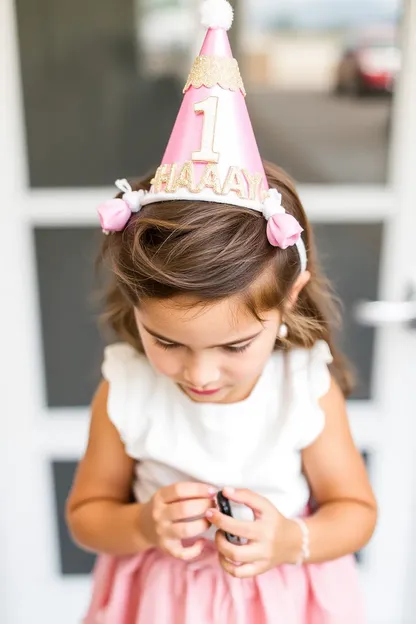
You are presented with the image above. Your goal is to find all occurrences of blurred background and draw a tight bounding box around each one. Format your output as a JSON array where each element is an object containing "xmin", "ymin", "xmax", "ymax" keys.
[{"xmin": 2, "ymin": 0, "xmax": 416, "ymax": 622}]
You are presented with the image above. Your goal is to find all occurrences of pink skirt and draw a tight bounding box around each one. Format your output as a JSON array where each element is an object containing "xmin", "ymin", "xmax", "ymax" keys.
[{"xmin": 84, "ymin": 542, "xmax": 365, "ymax": 624}]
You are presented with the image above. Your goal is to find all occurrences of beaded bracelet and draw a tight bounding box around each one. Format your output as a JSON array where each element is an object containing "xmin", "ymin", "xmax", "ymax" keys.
[{"xmin": 292, "ymin": 518, "xmax": 310, "ymax": 565}]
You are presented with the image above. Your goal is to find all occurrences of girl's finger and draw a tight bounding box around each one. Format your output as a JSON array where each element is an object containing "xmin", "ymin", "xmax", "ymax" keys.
[
  {"xmin": 215, "ymin": 530, "xmax": 261, "ymax": 563},
  {"xmin": 161, "ymin": 482, "xmax": 217, "ymax": 504},
  {"xmin": 166, "ymin": 498, "xmax": 214, "ymax": 522},
  {"xmin": 167, "ymin": 538, "xmax": 205, "ymax": 561},
  {"xmin": 168, "ymin": 518, "xmax": 210, "ymax": 540},
  {"xmin": 222, "ymin": 487, "xmax": 274, "ymax": 515},
  {"xmin": 206, "ymin": 508, "xmax": 258, "ymax": 540},
  {"xmin": 218, "ymin": 553, "xmax": 263, "ymax": 579}
]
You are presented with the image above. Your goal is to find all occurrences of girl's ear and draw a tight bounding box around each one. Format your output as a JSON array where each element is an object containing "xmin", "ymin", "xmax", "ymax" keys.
[{"xmin": 286, "ymin": 270, "xmax": 311, "ymax": 310}]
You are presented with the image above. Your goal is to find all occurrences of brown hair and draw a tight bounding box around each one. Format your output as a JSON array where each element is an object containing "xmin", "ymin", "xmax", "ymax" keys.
[{"xmin": 97, "ymin": 161, "xmax": 353, "ymax": 396}]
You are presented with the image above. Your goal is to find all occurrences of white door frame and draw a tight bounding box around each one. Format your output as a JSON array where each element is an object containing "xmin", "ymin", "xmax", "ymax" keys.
[
  {"xmin": 387, "ymin": 0, "xmax": 416, "ymax": 617},
  {"xmin": 1, "ymin": 0, "xmax": 415, "ymax": 622}
]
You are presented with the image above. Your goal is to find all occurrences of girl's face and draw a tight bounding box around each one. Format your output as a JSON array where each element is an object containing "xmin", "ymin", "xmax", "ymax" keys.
[{"xmin": 134, "ymin": 296, "xmax": 281, "ymax": 404}]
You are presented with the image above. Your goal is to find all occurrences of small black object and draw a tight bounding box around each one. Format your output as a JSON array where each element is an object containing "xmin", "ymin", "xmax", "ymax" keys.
[{"xmin": 216, "ymin": 491, "xmax": 242, "ymax": 545}]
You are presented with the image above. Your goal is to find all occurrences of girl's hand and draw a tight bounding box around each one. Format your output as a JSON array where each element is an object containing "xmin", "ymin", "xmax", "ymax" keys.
[
  {"xmin": 139, "ymin": 482, "xmax": 216, "ymax": 560},
  {"xmin": 207, "ymin": 487, "xmax": 302, "ymax": 578}
]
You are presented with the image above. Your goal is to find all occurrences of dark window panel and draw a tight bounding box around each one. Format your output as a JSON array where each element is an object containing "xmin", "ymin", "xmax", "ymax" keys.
[
  {"xmin": 34, "ymin": 227, "xmax": 105, "ymax": 407},
  {"xmin": 355, "ymin": 450, "xmax": 372, "ymax": 565},
  {"xmin": 52, "ymin": 461, "xmax": 95, "ymax": 575},
  {"xmin": 15, "ymin": 0, "xmax": 183, "ymax": 187},
  {"xmin": 313, "ymin": 223, "xmax": 383, "ymax": 400}
]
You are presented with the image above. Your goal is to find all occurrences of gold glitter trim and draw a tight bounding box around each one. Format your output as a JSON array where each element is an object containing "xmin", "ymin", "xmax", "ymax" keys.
[{"xmin": 183, "ymin": 55, "xmax": 246, "ymax": 96}]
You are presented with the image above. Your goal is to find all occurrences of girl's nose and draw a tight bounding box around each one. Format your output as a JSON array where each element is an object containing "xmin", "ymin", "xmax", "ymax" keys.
[{"xmin": 182, "ymin": 353, "xmax": 221, "ymax": 389}]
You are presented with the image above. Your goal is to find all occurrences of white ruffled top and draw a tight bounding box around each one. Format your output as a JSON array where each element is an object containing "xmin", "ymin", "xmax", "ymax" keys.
[{"xmin": 102, "ymin": 340, "xmax": 333, "ymax": 520}]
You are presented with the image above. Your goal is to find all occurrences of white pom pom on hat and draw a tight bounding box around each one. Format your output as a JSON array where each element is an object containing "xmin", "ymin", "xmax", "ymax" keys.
[{"xmin": 201, "ymin": 0, "xmax": 234, "ymax": 31}]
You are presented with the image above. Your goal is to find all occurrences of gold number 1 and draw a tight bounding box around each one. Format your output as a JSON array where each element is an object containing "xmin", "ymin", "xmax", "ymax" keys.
[{"xmin": 192, "ymin": 96, "xmax": 219, "ymax": 163}]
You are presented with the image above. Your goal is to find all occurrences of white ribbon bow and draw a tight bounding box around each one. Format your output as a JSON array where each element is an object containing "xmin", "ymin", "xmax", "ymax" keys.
[
  {"xmin": 115, "ymin": 178, "xmax": 144, "ymax": 213},
  {"xmin": 262, "ymin": 188, "xmax": 286, "ymax": 221}
]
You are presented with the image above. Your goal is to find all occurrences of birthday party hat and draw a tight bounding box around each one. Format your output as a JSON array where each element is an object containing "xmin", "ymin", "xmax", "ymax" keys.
[
  {"xmin": 98, "ymin": 0, "xmax": 307, "ymax": 270},
  {"xmin": 141, "ymin": 0, "xmax": 267, "ymax": 210}
]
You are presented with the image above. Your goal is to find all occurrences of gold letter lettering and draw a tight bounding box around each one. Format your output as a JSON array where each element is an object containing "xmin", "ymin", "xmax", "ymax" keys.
[
  {"xmin": 152, "ymin": 163, "xmax": 177, "ymax": 193},
  {"xmin": 196, "ymin": 163, "xmax": 222, "ymax": 194},
  {"xmin": 242, "ymin": 170, "xmax": 263, "ymax": 201},
  {"xmin": 176, "ymin": 161, "xmax": 196, "ymax": 192},
  {"xmin": 192, "ymin": 96, "xmax": 220, "ymax": 163},
  {"xmin": 222, "ymin": 166, "xmax": 247, "ymax": 199}
]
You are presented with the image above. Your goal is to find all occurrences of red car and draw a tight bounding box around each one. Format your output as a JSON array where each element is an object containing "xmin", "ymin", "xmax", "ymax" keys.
[{"xmin": 335, "ymin": 28, "xmax": 400, "ymax": 96}]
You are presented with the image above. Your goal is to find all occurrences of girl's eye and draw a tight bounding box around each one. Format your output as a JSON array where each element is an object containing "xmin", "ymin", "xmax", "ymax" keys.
[
  {"xmin": 154, "ymin": 340, "xmax": 252, "ymax": 353},
  {"xmin": 155, "ymin": 340, "xmax": 180, "ymax": 351},
  {"xmin": 224, "ymin": 342, "xmax": 251, "ymax": 354}
]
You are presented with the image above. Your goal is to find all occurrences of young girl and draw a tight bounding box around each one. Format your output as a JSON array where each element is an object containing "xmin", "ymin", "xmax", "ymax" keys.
[{"xmin": 67, "ymin": 1, "xmax": 376, "ymax": 622}]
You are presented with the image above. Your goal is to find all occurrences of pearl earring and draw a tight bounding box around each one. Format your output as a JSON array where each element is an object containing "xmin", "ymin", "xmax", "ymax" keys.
[{"xmin": 278, "ymin": 322, "xmax": 288, "ymax": 339}]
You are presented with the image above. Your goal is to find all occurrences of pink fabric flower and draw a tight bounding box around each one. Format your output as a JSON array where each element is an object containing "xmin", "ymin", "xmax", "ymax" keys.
[
  {"xmin": 97, "ymin": 180, "xmax": 146, "ymax": 234},
  {"xmin": 263, "ymin": 188, "xmax": 303, "ymax": 249},
  {"xmin": 266, "ymin": 213, "xmax": 303, "ymax": 249},
  {"xmin": 97, "ymin": 198, "xmax": 132, "ymax": 233}
]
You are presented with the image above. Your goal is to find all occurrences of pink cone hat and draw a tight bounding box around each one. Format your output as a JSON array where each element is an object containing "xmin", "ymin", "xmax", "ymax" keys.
[
  {"xmin": 98, "ymin": 0, "xmax": 307, "ymax": 271},
  {"xmin": 141, "ymin": 0, "xmax": 268, "ymax": 211}
]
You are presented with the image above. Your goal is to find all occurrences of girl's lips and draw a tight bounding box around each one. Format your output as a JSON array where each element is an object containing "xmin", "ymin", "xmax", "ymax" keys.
[{"xmin": 187, "ymin": 387, "xmax": 221, "ymax": 396}]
